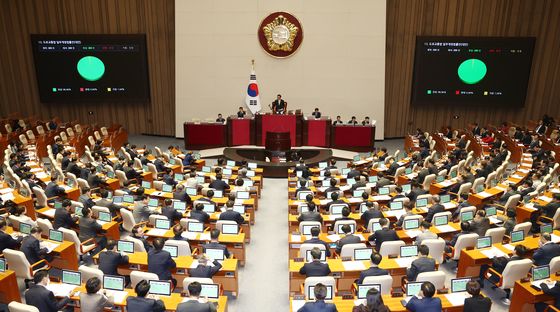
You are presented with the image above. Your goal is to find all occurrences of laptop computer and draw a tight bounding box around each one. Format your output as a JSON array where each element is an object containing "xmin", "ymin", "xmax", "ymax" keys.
[
  {"xmin": 403, "ymin": 219, "xmax": 420, "ymax": 230},
  {"xmin": 62, "ymin": 270, "xmax": 81, "ymax": 286},
  {"xmin": 511, "ymin": 230, "xmax": 525, "ymax": 243},
  {"xmin": 199, "ymin": 283, "xmax": 220, "ymax": 299},
  {"xmin": 305, "ymin": 249, "xmax": 327, "ymax": 262},
  {"xmin": 162, "ymin": 245, "xmax": 178, "ymax": 258},
  {"xmin": 416, "ymin": 198, "xmax": 428, "ymax": 208},
  {"xmin": 155, "ymin": 219, "xmax": 171, "ymax": 230},
  {"xmin": 434, "ymin": 215, "xmax": 448, "ymax": 226},
  {"xmin": 336, "ymin": 223, "xmax": 355, "ymax": 234},
  {"xmin": 390, "ymin": 201, "xmax": 403, "ymax": 210},
  {"xmin": 357, "ymin": 284, "xmax": 381, "ymax": 299},
  {"xmin": 451, "ymin": 278, "xmax": 471, "ymax": 293},
  {"xmin": 308, "ymin": 285, "xmax": 333, "ymax": 300}
]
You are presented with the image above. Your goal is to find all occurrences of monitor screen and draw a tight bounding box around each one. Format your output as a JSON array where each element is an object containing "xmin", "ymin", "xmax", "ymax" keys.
[
  {"xmin": 148, "ymin": 198, "xmax": 159, "ymax": 207},
  {"xmin": 0, "ymin": 259, "xmax": 5, "ymax": 272},
  {"xmin": 336, "ymin": 223, "xmax": 355, "ymax": 234},
  {"xmin": 318, "ymin": 162, "xmax": 327, "ymax": 169},
  {"xmin": 302, "ymin": 225, "xmax": 316, "ymax": 235},
  {"xmin": 511, "ymin": 230, "xmax": 525, "ymax": 243},
  {"xmin": 405, "ymin": 168, "xmax": 413, "ymax": 174},
  {"xmin": 155, "ymin": 219, "xmax": 171, "ymax": 230},
  {"xmin": 49, "ymin": 229, "xmax": 63, "ymax": 242},
  {"xmin": 541, "ymin": 224, "xmax": 553, "ymax": 234},
  {"xmin": 451, "ymin": 278, "xmax": 470, "ymax": 293},
  {"xmin": 107, "ymin": 171, "xmax": 115, "ymax": 178},
  {"xmin": 202, "ymin": 166, "xmax": 211, "ymax": 173},
  {"xmin": 237, "ymin": 191, "xmax": 250, "ymax": 200},
  {"xmin": 461, "ymin": 211, "xmax": 474, "ymax": 222},
  {"xmin": 400, "ymin": 245, "xmax": 418, "ymax": 257},
  {"xmin": 353, "ymin": 155, "xmax": 361, "ymax": 161},
  {"xmin": 347, "ymin": 178, "xmax": 356, "ymax": 185},
  {"xmin": 411, "ymin": 36, "xmax": 535, "ymax": 107},
  {"xmin": 233, "ymin": 205, "xmax": 246, "ymax": 214},
  {"xmin": 305, "ymin": 249, "xmax": 327, "ymax": 262},
  {"xmin": 186, "ymin": 187, "xmax": 197, "ymax": 196},
  {"xmin": 30, "ymin": 34, "xmax": 150, "ymax": 102},
  {"xmin": 117, "ymin": 240, "xmax": 134, "ymax": 253},
  {"xmin": 476, "ymin": 236, "xmax": 492, "ymax": 249},
  {"xmin": 371, "ymin": 222, "xmax": 382, "ymax": 232},
  {"xmin": 402, "ymin": 184, "xmax": 411, "ymax": 193},
  {"xmin": 406, "ymin": 282, "xmax": 423, "ymax": 297},
  {"xmin": 205, "ymin": 248, "xmax": 225, "ymax": 261},
  {"xmin": 103, "ymin": 275, "xmax": 125, "ymax": 291},
  {"xmin": 416, "ymin": 198, "xmax": 428, "ymax": 208},
  {"xmin": 196, "ymin": 176, "xmax": 206, "ymax": 184},
  {"xmin": 226, "ymin": 160, "xmax": 236, "ymax": 167},
  {"xmin": 532, "ymin": 265, "xmax": 550, "ymax": 281},
  {"xmin": 203, "ymin": 204, "xmax": 215, "ymax": 213},
  {"xmin": 248, "ymin": 162, "xmax": 257, "ymax": 169},
  {"xmin": 341, "ymin": 168, "xmax": 351, "ymax": 175},
  {"xmin": 143, "ymin": 165, "xmax": 149, "ymax": 172},
  {"xmin": 354, "ymin": 248, "xmax": 373, "ymax": 261},
  {"xmin": 149, "ymin": 280, "xmax": 171, "ymax": 296},
  {"xmin": 308, "ymin": 285, "xmax": 333, "ymax": 300},
  {"xmin": 174, "ymin": 173, "xmax": 184, "ymax": 181},
  {"xmin": 173, "ymin": 201, "xmax": 186, "ymax": 210},
  {"xmin": 298, "ymin": 191, "xmax": 313, "ymax": 200},
  {"xmin": 440, "ymin": 194, "xmax": 450, "ymax": 204},
  {"xmin": 187, "ymin": 222, "xmax": 204, "ymax": 233},
  {"xmin": 74, "ymin": 206, "xmax": 83, "ymax": 217},
  {"xmin": 357, "ymin": 284, "xmax": 381, "ymax": 299},
  {"xmin": 222, "ymin": 168, "xmax": 232, "ymax": 176},
  {"xmin": 62, "ymin": 270, "xmax": 81, "ymax": 286},
  {"xmin": 369, "ymin": 176, "xmax": 379, "ymax": 183},
  {"xmin": 485, "ymin": 206, "xmax": 497, "ymax": 216},
  {"xmin": 98, "ymin": 211, "xmax": 112, "ymax": 222},
  {"xmin": 330, "ymin": 204, "xmax": 346, "ymax": 215},
  {"xmin": 246, "ymin": 170, "xmax": 255, "ymax": 177},
  {"xmin": 378, "ymin": 187, "xmax": 390, "ymax": 195},
  {"xmin": 162, "ymin": 245, "xmax": 178, "ymax": 258},
  {"xmin": 436, "ymin": 176, "xmax": 445, "ymax": 183},
  {"xmin": 222, "ymin": 224, "xmax": 239, "ymax": 235},
  {"xmin": 212, "ymin": 190, "xmax": 223, "ymax": 198},
  {"xmin": 476, "ymin": 184, "xmax": 485, "ymax": 193},
  {"xmin": 434, "ymin": 215, "xmax": 448, "ymax": 226},
  {"xmin": 199, "ymin": 283, "xmax": 220, "ymax": 299},
  {"xmin": 54, "ymin": 201, "xmax": 63, "ymax": 209},
  {"xmin": 353, "ymin": 190, "xmax": 365, "ymax": 198},
  {"xmin": 390, "ymin": 201, "xmax": 403, "ymax": 210},
  {"xmin": 162, "ymin": 184, "xmax": 173, "ymax": 193},
  {"xmin": 112, "ymin": 196, "xmax": 123, "ymax": 204},
  {"xmin": 123, "ymin": 195, "xmax": 134, "ymax": 203},
  {"xmin": 404, "ymin": 219, "xmax": 419, "ymax": 230},
  {"xmin": 19, "ymin": 223, "xmax": 32, "ymax": 235},
  {"xmin": 141, "ymin": 181, "xmax": 151, "ymax": 189}
]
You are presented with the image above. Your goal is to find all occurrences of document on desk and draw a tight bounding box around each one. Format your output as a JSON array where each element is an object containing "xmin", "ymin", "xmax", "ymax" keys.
[
  {"xmin": 61, "ymin": 185, "xmax": 72, "ymax": 191},
  {"xmin": 41, "ymin": 241, "xmax": 60, "ymax": 253},
  {"xmin": 326, "ymin": 234, "xmax": 341, "ymax": 242},
  {"xmin": 384, "ymin": 210, "xmax": 405, "ymax": 219},
  {"xmin": 147, "ymin": 229, "xmax": 168, "ymax": 236},
  {"xmin": 551, "ymin": 234, "xmax": 560, "ymax": 244},
  {"xmin": 0, "ymin": 188, "xmax": 14, "ymax": 194},
  {"xmin": 531, "ymin": 279, "xmax": 556, "ymax": 289},
  {"xmin": 539, "ymin": 196, "xmax": 553, "ymax": 203},
  {"xmin": 439, "ymin": 180, "xmax": 454, "ymax": 187},
  {"xmin": 347, "ymin": 198, "xmax": 363, "ymax": 204},
  {"xmin": 436, "ymin": 225, "xmax": 456, "ymax": 233},
  {"xmin": 489, "ymin": 216, "xmax": 502, "ymax": 225},
  {"xmin": 494, "ymin": 186, "xmax": 507, "ymax": 191},
  {"xmin": 182, "ymin": 232, "xmax": 199, "ymax": 240},
  {"xmin": 319, "ymin": 199, "xmax": 330, "ymax": 206},
  {"xmin": 46, "ymin": 283, "xmax": 77, "ymax": 297},
  {"xmin": 502, "ymin": 244, "xmax": 515, "ymax": 251},
  {"xmin": 291, "ymin": 234, "xmax": 302, "ymax": 242},
  {"xmin": 395, "ymin": 257, "xmax": 416, "ymax": 268},
  {"xmin": 291, "ymin": 300, "xmax": 306, "ymax": 312},
  {"xmin": 551, "ymin": 188, "xmax": 560, "ymax": 194},
  {"xmin": 405, "ymin": 230, "xmax": 422, "ymax": 238},
  {"xmin": 444, "ymin": 292, "xmax": 469, "ymax": 306},
  {"xmin": 511, "ymin": 174, "xmax": 524, "ymax": 179},
  {"xmin": 443, "ymin": 202, "xmax": 457, "ymax": 209},
  {"xmin": 36, "ymin": 172, "xmax": 49, "ymax": 179},
  {"xmin": 110, "ymin": 290, "xmax": 128, "ymax": 304},
  {"xmin": 477, "ymin": 191, "xmax": 492, "ymax": 197},
  {"xmin": 1, "ymin": 193, "xmax": 15, "ymax": 202},
  {"xmin": 372, "ymin": 195, "xmax": 391, "ymax": 201},
  {"xmin": 342, "ymin": 261, "xmax": 366, "ymax": 271},
  {"xmin": 41, "ymin": 209, "xmax": 56, "ymax": 218},
  {"xmin": 480, "ymin": 247, "xmax": 507, "ymax": 259},
  {"xmin": 524, "ymin": 203, "xmax": 537, "ymax": 211},
  {"xmin": 199, "ymin": 233, "xmax": 211, "ymax": 241}
]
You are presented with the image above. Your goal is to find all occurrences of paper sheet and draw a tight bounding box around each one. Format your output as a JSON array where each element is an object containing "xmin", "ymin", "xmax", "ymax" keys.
[
  {"xmin": 182, "ymin": 232, "xmax": 199, "ymax": 240},
  {"xmin": 551, "ymin": 234, "xmax": 560, "ymax": 244},
  {"xmin": 1, "ymin": 193, "xmax": 15, "ymax": 202},
  {"xmin": 347, "ymin": 198, "xmax": 363, "ymax": 203},
  {"xmin": 395, "ymin": 257, "xmax": 416, "ymax": 268},
  {"xmin": 502, "ymin": 244, "xmax": 515, "ymax": 251},
  {"xmin": 539, "ymin": 196, "xmax": 553, "ymax": 203},
  {"xmin": 342, "ymin": 261, "xmax": 366, "ymax": 271},
  {"xmin": 199, "ymin": 233, "xmax": 211, "ymax": 241},
  {"xmin": 291, "ymin": 234, "xmax": 302, "ymax": 242},
  {"xmin": 384, "ymin": 210, "xmax": 406, "ymax": 219},
  {"xmin": 477, "ymin": 191, "xmax": 492, "ymax": 197},
  {"xmin": 147, "ymin": 229, "xmax": 168, "ymax": 236},
  {"xmin": 326, "ymin": 234, "xmax": 341, "ymax": 242},
  {"xmin": 444, "ymin": 292, "xmax": 469, "ymax": 306},
  {"xmin": 436, "ymin": 225, "xmax": 456, "ymax": 233},
  {"xmin": 292, "ymin": 300, "xmax": 306, "ymax": 312},
  {"xmin": 372, "ymin": 195, "xmax": 392, "ymax": 201},
  {"xmin": 531, "ymin": 280, "xmax": 556, "ymax": 289},
  {"xmin": 405, "ymin": 230, "xmax": 422, "ymax": 238},
  {"xmin": 110, "ymin": 290, "xmax": 128, "ymax": 304},
  {"xmin": 0, "ymin": 188, "xmax": 14, "ymax": 194},
  {"xmin": 46, "ymin": 283, "xmax": 77, "ymax": 297},
  {"xmin": 480, "ymin": 247, "xmax": 507, "ymax": 259},
  {"xmin": 41, "ymin": 241, "xmax": 60, "ymax": 253},
  {"xmin": 40, "ymin": 209, "xmax": 56, "ymax": 218},
  {"xmin": 443, "ymin": 202, "xmax": 457, "ymax": 209}
]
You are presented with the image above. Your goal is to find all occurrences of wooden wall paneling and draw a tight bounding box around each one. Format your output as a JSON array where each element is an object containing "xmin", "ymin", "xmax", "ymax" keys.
[{"xmin": 385, "ymin": 0, "xmax": 560, "ymax": 138}]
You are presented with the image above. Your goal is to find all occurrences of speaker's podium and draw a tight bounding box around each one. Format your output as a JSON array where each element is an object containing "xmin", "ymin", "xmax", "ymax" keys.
[{"xmin": 255, "ymin": 113, "xmax": 303, "ymax": 147}]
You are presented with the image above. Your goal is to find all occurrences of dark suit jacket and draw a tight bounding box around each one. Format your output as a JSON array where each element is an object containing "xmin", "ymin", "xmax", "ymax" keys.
[
  {"xmin": 98, "ymin": 250, "xmax": 129, "ymax": 275},
  {"xmin": 407, "ymin": 189, "xmax": 427, "ymax": 202},
  {"xmin": 203, "ymin": 241, "xmax": 231, "ymax": 259},
  {"xmin": 298, "ymin": 211, "xmax": 323, "ymax": 222},
  {"xmin": 162, "ymin": 206, "xmax": 182, "ymax": 222},
  {"xmin": 335, "ymin": 234, "xmax": 362, "ymax": 254},
  {"xmin": 534, "ymin": 243, "xmax": 560, "ymax": 266},
  {"xmin": 407, "ymin": 257, "xmax": 436, "ymax": 281},
  {"xmin": 78, "ymin": 217, "xmax": 102, "ymax": 241},
  {"xmin": 0, "ymin": 230, "xmax": 21, "ymax": 253},
  {"xmin": 425, "ymin": 204, "xmax": 445, "ymax": 223},
  {"xmin": 25, "ymin": 284, "xmax": 70, "ymax": 312},
  {"xmin": 188, "ymin": 260, "xmax": 222, "ymax": 278},
  {"xmin": 537, "ymin": 202, "xmax": 560, "ymax": 218},
  {"xmin": 45, "ymin": 182, "xmax": 64, "ymax": 198},
  {"xmin": 209, "ymin": 180, "xmax": 230, "ymax": 191},
  {"xmin": 297, "ymin": 300, "xmax": 338, "ymax": 312},
  {"xmin": 361, "ymin": 209, "xmax": 383, "ymax": 227},
  {"xmin": 541, "ymin": 282, "xmax": 560, "ymax": 309},
  {"xmin": 162, "ymin": 174, "xmax": 177, "ymax": 186},
  {"xmin": 21, "ymin": 235, "xmax": 48, "ymax": 264},
  {"xmin": 176, "ymin": 299, "xmax": 217, "ymax": 312},
  {"xmin": 154, "ymin": 159, "xmax": 166, "ymax": 172},
  {"xmin": 126, "ymin": 296, "xmax": 166, "ymax": 312},
  {"xmin": 347, "ymin": 169, "xmax": 361, "ymax": 179},
  {"xmin": 53, "ymin": 208, "xmax": 77, "ymax": 229},
  {"xmin": 358, "ymin": 266, "xmax": 389, "ymax": 284},
  {"xmin": 405, "ymin": 296, "xmax": 442, "ymax": 312},
  {"xmin": 148, "ymin": 249, "xmax": 177, "ymax": 280},
  {"xmin": 299, "ymin": 260, "xmax": 331, "ymax": 277},
  {"xmin": 191, "ymin": 210, "xmax": 210, "ymax": 223},
  {"xmin": 173, "ymin": 191, "xmax": 192, "ymax": 205},
  {"xmin": 219, "ymin": 210, "xmax": 244, "ymax": 225},
  {"xmin": 470, "ymin": 218, "xmax": 491, "ymax": 237},
  {"xmin": 368, "ymin": 228, "xmax": 399, "ymax": 251},
  {"xmin": 304, "ymin": 237, "xmax": 331, "ymax": 257},
  {"xmin": 463, "ymin": 296, "xmax": 492, "ymax": 312},
  {"xmin": 417, "ymin": 169, "xmax": 430, "ymax": 184}
]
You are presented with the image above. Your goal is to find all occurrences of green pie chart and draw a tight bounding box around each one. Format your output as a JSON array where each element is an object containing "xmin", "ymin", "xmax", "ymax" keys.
[
  {"xmin": 457, "ymin": 58, "xmax": 487, "ymax": 84},
  {"xmin": 77, "ymin": 56, "xmax": 105, "ymax": 81}
]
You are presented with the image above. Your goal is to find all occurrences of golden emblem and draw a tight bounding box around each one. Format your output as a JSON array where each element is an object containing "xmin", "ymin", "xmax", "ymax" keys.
[{"xmin": 262, "ymin": 15, "xmax": 299, "ymax": 52}]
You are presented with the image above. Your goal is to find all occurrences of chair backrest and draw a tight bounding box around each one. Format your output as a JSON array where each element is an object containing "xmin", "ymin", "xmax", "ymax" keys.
[
  {"xmin": 379, "ymin": 240, "xmax": 406, "ymax": 257},
  {"xmin": 333, "ymin": 220, "xmax": 357, "ymax": 234},
  {"xmin": 362, "ymin": 275, "xmax": 393, "ymax": 295},
  {"xmin": 165, "ymin": 240, "xmax": 192, "ymax": 256},
  {"xmin": 448, "ymin": 165, "xmax": 458, "ymax": 178},
  {"xmin": 485, "ymin": 172, "xmax": 497, "ymax": 188},
  {"xmin": 147, "ymin": 163, "xmax": 158, "ymax": 179},
  {"xmin": 36, "ymin": 218, "xmax": 54, "ymax": 234},
  {"xmin": 503, "ymin": 194, "xmax": 521, "ymax": 210},
  {"xmin": 422, "ymin": 174, "xmax": 436, "ymax": 191},
  {"xmin": 552, "ymin": 208, "xmax": 560, "ymax": 230},
  {"xmin": 32, "ymin": 186, "xmax": 48, "ymax": 207},
  {"xmin": 79, "ymin": 265, "xmax": 104, "ymax": 281},
  {"xmin": 513, "ymin": 222, "xmax": 532, "ymax": 236},
  {"xmin": 300, "ymin": 243, "xmax": 327, "ymax": 259},
  {"xmin": 88, "ymin": 135, "xmax": 96, "ymax": 147},
  {"xmin": 100, "ymin": 127, "xmax": 109, "ymax": 136},
  {"xmin": 66, "ymin": 127, "xmax": 75, "ymax": 137},
  {"xmin": 152, "ymin": 181, "xmax": 164, "ymax": 191},
  {"xmin": 130, "ymin": 271, "xmax": 159, "ymax": 289},
  {"xmin": 134, "ymin": 158, "xmax": 143, "ymax": 170},
  {"xmin": 154, "ymin": 146, "xmax": 163, "ymax": 157},
  {"xmin": 120, "ymin": 208, "xmax": 136, "ymax": 232},
  {"xmin": 367, "ymin": 218, "xmax": 381, "ymax": 233},
  {"xmin": 303, "ymin": 276, "xmax": 336, "ymax": 299},
  {"xmin": 8, "ymin": 302, "xmax": 40, "ymax": 312},
  {"xmin": 115, "ymin": 170, "xmax": 128, "ymax": 187},
  {"xmin": 394, "ymin": 166, "xmax": 406, "ymax": 177},
  {"xmin": 485, "ymin": 227, "xmax": 506, "ymax": 245},
  {"xmin": 299, "ymin": 221, "xmax": 322, "ymax": 234},
  {"xmin": 471, "ymin": 177, "xmax": 485, "ymax": 192},
  {"xmin": 19, "ymin": 134, "xmax": 28, "ymax": 145},
  {"xmin": 4, "ymin": 249, "xmax": 33, "ymax": 279},
  {"xmin": 452, "ymin": 233, "xmax": 479, "ymax": 260},
  {"xmin": 416, "ymin": 271, "xmax": 446, "ymax": 289},
  {"xmin": 550, "ymin": 256, "xmax": 560, "ymax": 275},
  {"xmin": 216, "ymin": 220, "xmax": 238, "ymax": 233},
  {"xmin": 422, "ymin": 238, "xmax": 446, "ymax": 264},
  {"xmin": 92, "ymin": 206, "xmax": 110, "ymax": 218},
  {"xmin": 182, "ymin": 277, "xmax": 213, "ymax": 294},
  {"xmin": 75, "ymin": 124, "xmax": 82, "ymax": 134},
  {"xmin": 340, "ymin": 243, "xmax": 367, "ymax": 259},
  {"xmin": 59, "ymin": 227, "xmax": 83, "ymax": 255},
  {"xmin": 26, "ymin": 129, "xmax": 35, "ymax": 140},
  {"xmin": 66, "ymin": 172, "xmax": 78, "ymax": 188},
  {"xmin": 77, "ymin": 178, "xmax": 90, "ymax": 190},
  {"xmin": 124, "ymin": 235, "xmax": 147, "ymax": 253},
  {"xmin": 149, "ymin": 214, "xmax": 168, "ymax": 226},
  {"xmin": 501, "ymin": 258, "xmax": 533, "ymax": 289},
  {"xmin": 36, "ymin": 125, "xmax": 45, "ymax": 135}
]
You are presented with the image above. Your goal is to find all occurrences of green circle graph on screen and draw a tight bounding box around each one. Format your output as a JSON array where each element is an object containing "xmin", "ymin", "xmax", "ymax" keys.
[
  {"xmin": 77, "ymin": 56, "xmax": 105, "ymax": 81},
  {"xmin": 457, "ymin": 58, "xmax": 487, "ymax": 84}
]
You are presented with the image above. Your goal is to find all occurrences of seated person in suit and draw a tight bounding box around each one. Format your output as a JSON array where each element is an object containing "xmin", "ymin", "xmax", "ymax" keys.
[
  {"xmin": 405, "ymin": 281, "xmax": 442, "ymax": 312},
  {"xmin": 161, "ymin": 198, "xmax": 182, "ymax": 222},
  {"xmin": 80, "ymin": 277, "xmax": 115, "ymax": 312},
  {"xmin": 96, "ymin": 190, "xmax": 125, "ymax": 218},
  {"xmin": 368, "ymin": 218, "xmax": 399, "ymax": 252},
  {"xmin": 132, "ymin": 225, "xmax": 152, "ymax": 251},
  {"xmin": 148, "ymin": 238, "xmax": 177, "ymax": 286},
  {"xmin": 98, "ymin": 240, "xmax": 129, "ymax": 277},
  {"xmin": 297, "ymin": 283, "xmax": 338, "ymax": 312},
  {"xmin": 335, "ymin": 224, "xmax": 361, "ymax": 254},
  {"xmin": 358, "ymin": 252, "xmax": 389, "ymax": 284},
  {"xmin": 324, "ymin": 178, "xmax": 340, "ymax": 194},
  {"xmin": 133, "ymin": 196, "xmax": 157, "ymax": 223},
  {"xmin": 348, "ymin": 116, "xmax": 358, "ymax": 125},
  {"xmin": 299, "ymin": 247, "xmax": 331, "ymax": 277},
  {"xmin": 296, "ymin": 179, "xmax": 311, "ymax": 193},
  {"xmin": 325, "ymin": 192, "xmax": 345, "ymax": 213},
  {"xmin": 311, "ymin": 108, "xmax": 321, "ymax": 119},
  {"xmin": 25, "ymin": 270, "xmax": 72, "ymax": 312},
  {"xmin": 480, "ymin": 244, "xmax": 528, "ymax": 302},
  {"xmin": 498, "ymin": 184, "xmax": 520, "ymax": 205},
  {"xmin": 406, "ymin": 244, "xmax": 436, "ymax": 281},
  {"xmin": 21, "ymin": 227, "xmax": 52, "ymax": 268},
  {"xmin": 298, "ymin": 202, "xmax": 323, "ymax": 223},
  {"xmin": 407, "ymin": 182, "xmax": 427, "ymax": 202},
  {"xmin": 533, "ymin": 233, "xmax": 560, "ymax": 266},
  {"xmin": 272, "ymin": 94, "xmax": 287, "ymax": 114},
  {"xmin": 216, "ymin": 113, "xmax": 225, "ymax": 123},
  {"xmin": 79, "ymin": 207, "xmax": 107, "ymax": 253},
  {"xmin": 53, "ymin": 199, "xmax": 78, "ymax": 229},
  {"xmin": 445, "ymin": 221, "xmax": 471, "ymax": 252},
  {"xmin": 535, "ymin": 193, "xmax": 560, "ymax": 219},
  {"xmin": 375, "ymin": 172, "xmax": 391, "ymax": 188},
  {"xmin": 463, "ymin": 280, "xmax": 491, "ymax": 312},
  {"xmin": 470, "ymin": 210, "xmax": 490, "ymax": 237},
  {"xmin": 395, "ymin": 203, "xmax": 415, "ymax": 228},
  {"xmin": 424, "ymin": 195, "xmax": 444, "ymax": 223},
  {"xmin": 347, "ymin": 164, "xmax": 361, "ymax": 179},
  {"xmin": 361, "ymin": 116, "xmax": 371, "ymax": 126},
  {"xmin": 333, "ymin": 115, "xmax": 343, "ymax": 125},
  {"xmin": 295, "ymin": 159, "xmax": 311, "ymax": 179},
  {"xmin": 189, "ymin": 254, "xmax": 222, "ymax": 278},
  {"xmin": 203, "ymin": 229, "xmax": 231, "ymax": 258},
  {"xmin": 333, "ymin": 206, "xmax": 353, "ymax": 223},
  {"xmin": 352, "ymin": 288, "xmax": 389, "ymax": 312},
  {"xmin": 79, "ymin": 187, "xmax": 96, "ymax": 209},
  {"xmin": 0, "ymin": 219, "xmax": 23, "ymax": 253},
  {"xmin": 209, "ymin": 173, "xmax": 230, "ymax": 192},
  {"xmin": 536, "ymin": 280, "xmax": 560, "ymax": 312},
  {"xmin": 162, "ymin": 168, "xmax": 177, "ymax": 187},
  {"xmin": 219, "ymin": 200, "xmax": 245, "ymax": 225},
  {"xmin": 232, "ymin": 178, "xmax": 249, "ymax": 192},
  {"xmin": 191, "ymin": 203, "xmax": 211, "ymax": 224},
  {"xmin": 415, "ymin": 221, "xmax": 437, "ymax": 246},
  {"xmin": 126, "ymin": 279, "xmax": 166, "ymax": 312},
  {"xmin": 304, "ymin": 226, "xmax": 331, "ymax": 257},
  {"xmin": 171, "ymin": 224, "xmax": 187, "ymax": 241},
  {"xmin": 45, "ymin": 176, "xmax": 65, "ymax": 202},
  {"xmin": 177, "ymin": 281, "xmax": 218, "ymax": 312},
  {"xmin": 237, "ymin": 107, "xmax": 246, "ymax": 118},
  {"xmin": 361, "ymin": 202, "xmax": 383, "ymax": 227}
]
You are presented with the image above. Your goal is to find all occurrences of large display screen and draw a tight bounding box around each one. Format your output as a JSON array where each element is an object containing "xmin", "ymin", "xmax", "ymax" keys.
[
  {"xmin": 31, "ymin": 34, "xmax": 150, "ymax": 102},
  {"xmin": 411, "ymin": 36, "xmax": 535, "ymax": 106}
]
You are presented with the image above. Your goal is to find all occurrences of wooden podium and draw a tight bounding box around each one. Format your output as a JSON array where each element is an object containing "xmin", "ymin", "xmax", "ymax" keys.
[{"xmin": 265, "ymin": 132, "xmax": 291, "ymax": 151}]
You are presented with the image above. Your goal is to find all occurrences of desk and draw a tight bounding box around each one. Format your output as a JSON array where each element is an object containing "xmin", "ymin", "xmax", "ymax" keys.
[
  {"xmin": 256, "ymin": 113, "xmax": 302, "ymax": 146},
  {"xmin": 36, "ymin": 207, "xmax": 121, "ymax": 241},
  {"xmin": 331, "ymin": 125, "xmax": 375, "ymax": 152},
  {"xmin": 510, "ymin": 275, "xmax": 559, "ymax": 312},
  {"xmin": 183, "ymin": 122, "xmax": 227, "ymax": 149},
  {"xmin": 227, "ymin": 117, "xmax": 254, "ymax": 146},
  {"xmin": 303, "ymin": 118, "xmax": 331, "ymax": 147},
  {"xmin": 0, "ymin": 270, "xmax": 21, "ymax": 303}
]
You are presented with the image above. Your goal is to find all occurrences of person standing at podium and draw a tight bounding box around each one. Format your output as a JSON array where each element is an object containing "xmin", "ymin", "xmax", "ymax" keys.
[
  {"xmin": 271, "ymin": 94, "xmax": 287, "ymax": 114},
  {"xmin": 311, "ymin": 108, "xmax": 321, "ymax": 119},
  {"xmin": 237, "ymin": 107, "xmax": 246, "ymax": 118}
]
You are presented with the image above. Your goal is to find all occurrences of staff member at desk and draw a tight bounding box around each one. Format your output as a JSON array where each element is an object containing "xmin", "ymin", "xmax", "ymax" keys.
[
  {"xmin": 219, "ymin": 200, "xmax": 245, "ymax": 225},
  {"xmin": 358, "ymin": 252, "xmax": 388, "ymax": 284},
  {"xmin": 304, "ymin": 227, "xmax": 331, "ymax": 257},
  {"xmin": 368, "ymin": 218, "xmax": 399, "ymax": 252},
  {"xmin": 21, "ymin": 227, "xmax": 52, "ymax": 268},
  {"xmin": 98, "ymin": 240, "xmax": 130, "ymax": 277},
  {"xmin": 203, "ymin": 229, "xmax": 231, "ymax": 258},
  {"xmin": 79, "ymin": 207, "xmax": 107, "ymax": 253},
  {"xmin": 407, "ymin": 244, "xmax": 436, "ymax": 281},
  {"xmin": 189, "ymin": 254, "xmax": 222, "ymax": 278},
  {"xmin": 533, "ymin": 233, "xmax": 560, "ymax": 266},
  {"xmin": 177, "ymin": 281, "xmax": 218, "ymax": 312},
  {"xmin": 80, "ymin": 277, "xmax": 115, "ymax": 312},
  {"xmin": 335, "ymin": 224, "xmax": 361, "ymax": 254},
  {"xmin": 54, "ymin": 199, "xmax": 78, "ymax": 230},
  {"xmin": 148, "ymin": 238, "xmax": 177, "ymax": 286},
  {"xmin": 297, "ymin": 283, "xmax": 338, "ymax": 312},
  {"xmin": 272, "ymin": 94, "xmax": 287, "ymax": 114},
  {"xmin": 463, "ymin": 280, "xmax": 491, "ymax": 312},
  {"xmin": 405, "ymin": 281, "xmax": 442, "ymax": 312},
  {"xmin": 237, "ymin": 107, "xmax": 246, "ymax": 118},
  {"xmin": 0, "ymin": 219, "xmax": 22, "ymax": 253},
  {"xmin": 299, "ymin": 247, "xmax": 331, "ymax": 277},
  {"xmin": 26, "ymin": 270, "xmax": 73, "ymax": 312},
  {"xmin": 126, "ymin": 280, "xmax": 166, "ymax": 312}
]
